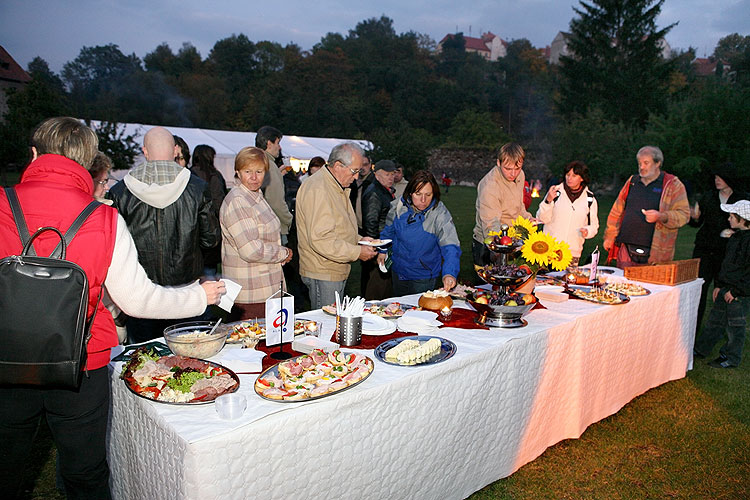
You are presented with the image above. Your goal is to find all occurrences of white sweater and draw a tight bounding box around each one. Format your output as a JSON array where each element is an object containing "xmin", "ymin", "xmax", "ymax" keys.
[
  {"xmin": 104, "ymin": 215, "xmax": 207, "ymax": 319},
  {"xmin": 536, "ymin": 184, "xmax": 599, "ymax": 258}
]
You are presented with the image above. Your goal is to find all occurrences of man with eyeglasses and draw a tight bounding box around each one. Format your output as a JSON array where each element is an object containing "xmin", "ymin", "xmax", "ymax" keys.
[
  {"xmin": 472, "ymin": 142, "xmax": 532, "ymax": 266},
  {"xmin": 296, "ymin": 142, "xmax": 378, "ymax": 309}
]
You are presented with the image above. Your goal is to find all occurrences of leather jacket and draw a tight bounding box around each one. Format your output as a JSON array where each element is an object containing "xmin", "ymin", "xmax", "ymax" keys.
[
  {"xmin": 108, "ymin": 171, "xmax": 219, "ymax": 285},
  {"xmin": 362, "ymin": 180, "xmax": 394, "ymax": 238}
]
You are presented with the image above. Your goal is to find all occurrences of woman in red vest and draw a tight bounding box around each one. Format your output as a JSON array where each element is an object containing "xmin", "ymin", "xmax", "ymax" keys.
[{"xmin": 0, "ymin": 117, "xmax": 226, "ymax": 499}]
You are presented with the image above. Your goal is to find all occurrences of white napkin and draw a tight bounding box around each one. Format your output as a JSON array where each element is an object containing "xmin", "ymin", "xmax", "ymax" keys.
[
  {"xmin": 361, "ymin": 313, "xmax": 390, "ymax": 332},
  {"xmin": 397, "ymin": 310, "xmax": 442, "ymax": 335},
  {"xmin": 218, "ymin": 278, "xmax": 242, "ymax": 312},
  {"xmin": 209, "ymin": 346, "xmax": 264, "ymax": 373}
]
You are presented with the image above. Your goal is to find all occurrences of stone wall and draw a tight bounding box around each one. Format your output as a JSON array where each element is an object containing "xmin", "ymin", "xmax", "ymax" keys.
[{"xmin": 426, "ymin": 147, "xmax": 551, "ymax": 186}]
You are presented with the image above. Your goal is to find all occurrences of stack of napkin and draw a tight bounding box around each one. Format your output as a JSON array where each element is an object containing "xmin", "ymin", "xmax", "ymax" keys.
[
  {"xmin": 397, "ymin": 310, "xmax": 442, "ymax": 335},
  {"xmin": 210, "ymin": 346, "xmax": 265, "ymax": 373}
]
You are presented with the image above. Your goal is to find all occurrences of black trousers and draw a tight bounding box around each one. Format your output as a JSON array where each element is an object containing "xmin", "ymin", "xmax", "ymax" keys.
[
  {"xmin": 0, "ymin": 367, "xmax": 112, "ymax": 500},
  {"xmin": 693, "ymin": 248, "xmax": 724, "ymax": 329}
]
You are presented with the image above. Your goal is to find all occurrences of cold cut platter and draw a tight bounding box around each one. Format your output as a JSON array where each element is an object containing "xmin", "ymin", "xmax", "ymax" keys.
[
  {"xmin": 255, "ymin": 349, "xmax": 375, "ymax": 402},
  {"xmin": 120, "ymin": 347, "xmax": 240, "ymax": 405},
  {"xmin": 321, "ymin": 301, "xmax": 417, "ymax": 318},
  {"xmin": 603, "ymin": 282, "xmax": 651, "ymax": 296},
  {"xmin": 564, "ymin": 285, "xmax": 630, "ymax": 305},
  {"xmin": 374, "ymin": 336, "xmax": 457, "ymax": 366}
]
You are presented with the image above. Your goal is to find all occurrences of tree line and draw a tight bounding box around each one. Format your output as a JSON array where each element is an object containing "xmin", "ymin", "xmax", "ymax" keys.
[{"xmin": 1, "ymin": 2, "xmax": 749, "ymax": 196}]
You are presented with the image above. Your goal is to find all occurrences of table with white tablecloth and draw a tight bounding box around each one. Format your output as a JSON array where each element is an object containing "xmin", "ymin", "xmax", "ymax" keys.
[{"xmin": 108, "ymin": 279, "xmax": 701, "ymax": 500}]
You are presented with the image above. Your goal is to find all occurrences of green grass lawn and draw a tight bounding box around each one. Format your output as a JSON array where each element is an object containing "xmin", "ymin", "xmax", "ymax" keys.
[{"xmin": 16, "ymin": 184, "xmax": 750, "ymax": 499}]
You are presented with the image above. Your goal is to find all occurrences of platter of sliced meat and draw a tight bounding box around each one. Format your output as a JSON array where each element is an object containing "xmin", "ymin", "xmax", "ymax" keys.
[
  {"xmin": 254, "ymin": 349, "xmax": 374, "ymax": 402},
  {"xmin": 120, "ymin": 347, "xmax": 240, "ymax": 405}
]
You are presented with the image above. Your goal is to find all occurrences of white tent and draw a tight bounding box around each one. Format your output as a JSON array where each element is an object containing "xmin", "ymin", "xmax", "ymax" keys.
[{"xmin": 91, "ymin": 121, "xmax": 372, "ymax": 184}]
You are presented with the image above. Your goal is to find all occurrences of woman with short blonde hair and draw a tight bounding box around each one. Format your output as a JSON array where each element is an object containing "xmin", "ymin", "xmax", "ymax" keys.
[{"xmin": 220, "ymin": 146, "xmax": 292, "ymax": 320}]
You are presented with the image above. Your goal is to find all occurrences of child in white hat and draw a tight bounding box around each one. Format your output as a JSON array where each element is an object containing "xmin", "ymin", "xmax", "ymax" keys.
[{"xmin": 694, "ymin": 200, "xmax": 750, "ymax": 368}]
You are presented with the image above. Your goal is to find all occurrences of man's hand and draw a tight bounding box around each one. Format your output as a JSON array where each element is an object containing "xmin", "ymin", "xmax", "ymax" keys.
[
  {"xmin": 724, "ymin": 290, "xmax": 735, "ymax": 303},
  {"xmin": 641, "ymin": 209, "xmax": 664, "ymax": 224},
  {"xmin": 690, "ymin": 202, "xmax": 701, "ymax": 220},
  {"xmin": 201, "ymin": 280, "xmax": 226, "ymax": 305},
  {"xmin": 712, "ymin": 287, "xmax": 720, "ymax": 302},
  {"xmin": 603, "ymin": 239, "xmax": 612, "ymax": 251},
  {"xmin": 442, "ymin": 275, "xmax": 457, "ymax": 291},
  {"xmin": 359, "ymin": 245, "xmax": 377, "ymax": 261},
  {"xmin": 377, "ymin": 253, "xmax": 386, "ymax": 266}
]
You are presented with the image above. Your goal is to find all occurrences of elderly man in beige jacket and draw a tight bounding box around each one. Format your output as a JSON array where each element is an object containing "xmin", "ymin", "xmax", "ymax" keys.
[
  {"xmin": 296, "ymin": 142, "xmax": 377, "ymax": 309},
  {"xmin": 472, "ymin": 142, "xmax": 532, "ymax": 266}
]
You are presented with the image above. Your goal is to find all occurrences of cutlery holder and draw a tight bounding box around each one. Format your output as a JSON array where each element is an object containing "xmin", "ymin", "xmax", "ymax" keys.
[{"xmin": 337, "ymin": 315, "xmax": 362, "ymax": 346}]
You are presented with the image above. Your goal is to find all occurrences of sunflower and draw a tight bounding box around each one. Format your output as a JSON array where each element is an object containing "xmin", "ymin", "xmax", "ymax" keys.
[
  {"xmin": 547, "ymin": 238, "xmax": 573, "ymax": 271},
  {"xmin": 521, "ymin": 231, "xmax": 554, "ymax": 266},
  {"xmin": 510, "ymin": 216, "xmax": 537, "ymax": 240}
]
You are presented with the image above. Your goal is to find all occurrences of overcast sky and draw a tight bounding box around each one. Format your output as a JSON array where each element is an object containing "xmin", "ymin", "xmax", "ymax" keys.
[{"xmin": 2, "ymin": 0, "xmax": 748, "ymax": 73}]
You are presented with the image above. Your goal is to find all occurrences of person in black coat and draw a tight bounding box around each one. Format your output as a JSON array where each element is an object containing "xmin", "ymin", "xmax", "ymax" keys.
[
  {"xmin": 360, "ymin": 160, "xmax": 396, "ymax": 299},
  {"xmin": 689, "ymin": 163, "xmax": 748, "ymax": 329}
]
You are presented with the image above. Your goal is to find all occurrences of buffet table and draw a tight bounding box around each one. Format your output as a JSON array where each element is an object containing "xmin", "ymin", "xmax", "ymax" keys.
[{"xmin": 108, "ymin": 279, "xmax": 701, "ymax": 500}]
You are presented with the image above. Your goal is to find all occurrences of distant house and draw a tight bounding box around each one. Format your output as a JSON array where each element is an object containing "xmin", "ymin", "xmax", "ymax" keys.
[
  {"xmin": 0, "ymin": 45, "xmax": 31, "ymax": 122},
  {"xmin": 437, "ymin": 32, "xmax": 508, "ymax": 60},
  {"xmin": 549, "ymin": 31, "xmax": 571, "ymax": 65},
  {"xmin": 548, "ymin": 31, "xmax": 671, "ymax": 64},
  {"xmin": 693, "ymin": 57, "xmax": 733, "ymax": 78}
]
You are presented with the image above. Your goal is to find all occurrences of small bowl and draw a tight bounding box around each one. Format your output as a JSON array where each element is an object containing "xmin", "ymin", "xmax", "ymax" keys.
[
  {"xmin": 215, "ymin": 393, "xmax": 247, "ymax": 420},
  {"xmin": 164, "ymin": 321, "xmax": 227, "ymax": 359}
]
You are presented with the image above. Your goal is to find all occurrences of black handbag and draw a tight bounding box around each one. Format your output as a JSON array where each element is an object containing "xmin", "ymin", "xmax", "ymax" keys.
[
  {"xmin": 624, "ymin": 244, "xmax": 651, "ymax": 264},
  {"xmin": 0, "ymin": 187, "xmax": 102, "ymax": 389}
]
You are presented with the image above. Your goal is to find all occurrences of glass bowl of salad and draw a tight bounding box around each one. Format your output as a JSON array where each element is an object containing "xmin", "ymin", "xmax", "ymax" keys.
[{"xmin": 164, "ymin": 321, "xmax": 226, "ymax": 359}]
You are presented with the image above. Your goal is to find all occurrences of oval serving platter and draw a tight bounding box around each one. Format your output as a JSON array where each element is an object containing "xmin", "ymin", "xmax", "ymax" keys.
[
  {"xmin": 123, "ymin": 357, "xmax": 240, "ymax": 405},
  {"xmin": 374, "ymin": 336, "xmax": 457, "ymax": 367},
  {"xmin": 254, "ymin": 353, "xmax": 375, "ymax": 403},
  {"xmin": 564, "ymin": 285, "xmax": 630, "ymax": 305}
]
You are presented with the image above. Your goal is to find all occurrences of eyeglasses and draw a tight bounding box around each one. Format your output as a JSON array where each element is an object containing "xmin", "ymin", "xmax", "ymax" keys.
[
  {"xmin": 333, "ymin": 161, "xmax": 358, "ymax": 175},
  {"xmin": 95, "ymin": 178, "xmax": 110, "ymax": 186}
]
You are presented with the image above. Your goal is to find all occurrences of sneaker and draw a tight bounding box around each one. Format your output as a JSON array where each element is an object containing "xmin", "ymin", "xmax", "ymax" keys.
[{"xmin": 708, "ymin": 356, "xmax": 736, "ymax": 369}]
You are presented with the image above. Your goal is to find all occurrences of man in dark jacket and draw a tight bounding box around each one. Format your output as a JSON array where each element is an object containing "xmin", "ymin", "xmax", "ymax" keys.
[
  {"xmin": 361, "ymin": 159, "xmax": 396, "ymax": 299},
  {"xmin": 108, "ymin": 126, "xmax": 220, "ymax": 342},
  {"xmin": 351, "ymin": 155, "xmax": 373, "ymax": 231}
]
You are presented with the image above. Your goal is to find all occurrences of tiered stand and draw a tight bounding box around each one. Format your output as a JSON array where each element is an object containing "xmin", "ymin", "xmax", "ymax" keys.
[{"xmin": 471, "ymin": 227, "xmax": 535, "ymax": 328}]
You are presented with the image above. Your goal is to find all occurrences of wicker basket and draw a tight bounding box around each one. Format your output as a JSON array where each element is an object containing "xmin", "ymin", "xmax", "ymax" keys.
[{"xmin": 623, "ymin": 258, "xmax": 700, "ymax": 286}]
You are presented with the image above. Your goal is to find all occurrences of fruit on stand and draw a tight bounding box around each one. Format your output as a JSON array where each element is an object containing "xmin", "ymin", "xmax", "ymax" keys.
[{"xmin": 470, "ymin": 290, "xmax": 535, "ymax": 307}]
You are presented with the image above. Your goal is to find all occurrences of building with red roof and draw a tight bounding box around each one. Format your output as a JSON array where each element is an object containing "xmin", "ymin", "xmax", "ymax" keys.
[
  {"xmin": 0, "ymin": 45, "xmax": 32, "ymax": 122},
  {"xmin": 437, "ymin": 32, "xmax": 508, "ymax": 61}
]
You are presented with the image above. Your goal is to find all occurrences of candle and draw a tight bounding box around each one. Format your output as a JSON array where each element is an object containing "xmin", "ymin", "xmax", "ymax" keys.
[{"xmin": 440, "ymin": 306, "xmax": 452, "ymax": 320}]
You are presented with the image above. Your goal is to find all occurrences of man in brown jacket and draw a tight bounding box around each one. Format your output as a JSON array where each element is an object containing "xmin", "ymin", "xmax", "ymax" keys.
[
  {"xmin": 472, "ymin": 142, "xmax": 532, "ymax": 266},
  {"xmin": 296, "ymin": 142, "xmax": 377, "ymax": 309}
]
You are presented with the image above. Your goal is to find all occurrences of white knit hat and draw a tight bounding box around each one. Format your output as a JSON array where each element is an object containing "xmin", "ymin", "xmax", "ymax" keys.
[{"xmin": 720, "ymin": 200, "xmax": 750, "ymax": 220}]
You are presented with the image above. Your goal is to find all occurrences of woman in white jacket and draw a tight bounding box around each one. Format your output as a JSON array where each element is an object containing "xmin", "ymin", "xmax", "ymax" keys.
[{"xmin": 536, "ymin": 161, "xmax": 599, "ymax": 265}]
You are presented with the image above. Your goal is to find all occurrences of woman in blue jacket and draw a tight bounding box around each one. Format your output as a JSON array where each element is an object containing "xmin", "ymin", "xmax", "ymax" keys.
[{"xmin": 378, "ymin": 170, "xmax": 461, "ymax": 296}]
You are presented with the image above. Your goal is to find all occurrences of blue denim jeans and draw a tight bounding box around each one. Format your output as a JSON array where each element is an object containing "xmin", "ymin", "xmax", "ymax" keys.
[
  {"xmin": 694, "ymin": 290, "xmax": 748, "ymax": 366},
  {"xmin": 392, "ymin": 273, "xmax": 438, "ymax": 297},
  {"xmin": 301, "ymin": 276, "xmax": 346, "ymax": 310}
]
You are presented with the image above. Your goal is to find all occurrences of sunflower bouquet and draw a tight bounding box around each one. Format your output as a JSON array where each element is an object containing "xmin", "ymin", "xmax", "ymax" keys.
[{"xmin": 488, "ymin": 216, "xmax": 573, "ymax": 274}]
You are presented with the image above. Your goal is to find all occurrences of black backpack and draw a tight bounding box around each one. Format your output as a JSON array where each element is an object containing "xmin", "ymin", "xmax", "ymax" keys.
[{"xmin": 0, "ymin": 187, "xmax": 102, "ymax": 389}]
